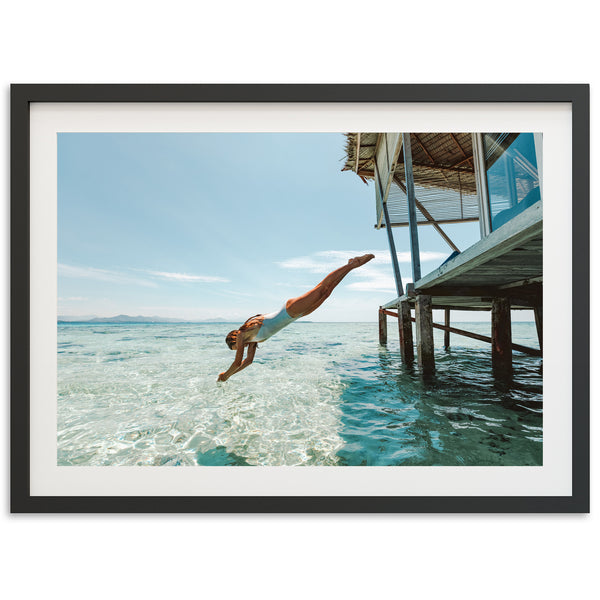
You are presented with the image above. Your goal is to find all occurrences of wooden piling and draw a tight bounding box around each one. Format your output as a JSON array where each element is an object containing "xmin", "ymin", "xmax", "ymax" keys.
[
  {"xmin": 415, "ymin": 295, "xmax": 434, "ymax": 375},
  {"xmin": 444, "ymin": 309, "xmax": 450, "ymax": 350},
  {"xmin": 378, "ymin": 308, "xmax": 387, "ymax": 345},
  {"xmin": 491, "ymin": 298, "xmax": 512, "ymax": 375},
  {"xmin": 533, "ymin": 305, "xmax": 543, "ymax": 352},
  {"xmin": 398, "ymin": 300, "xmax": 414, "ymax": 363}
]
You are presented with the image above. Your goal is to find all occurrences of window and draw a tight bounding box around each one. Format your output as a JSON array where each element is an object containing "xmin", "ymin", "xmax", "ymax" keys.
[{"xmin": 483, "ymin": 133, "xmax": 541, "ymax": 231}]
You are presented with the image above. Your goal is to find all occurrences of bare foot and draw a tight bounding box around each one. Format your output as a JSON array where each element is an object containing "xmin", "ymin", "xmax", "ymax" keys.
[{"xmin": 348, "ymin": 254, "xmax": 375, "ymax": 268}]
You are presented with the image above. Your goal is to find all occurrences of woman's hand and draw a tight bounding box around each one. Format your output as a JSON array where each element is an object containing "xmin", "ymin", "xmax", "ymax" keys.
[{"xmin": 218, "ymin": 337, "xmax": 258, "ymax": 382}]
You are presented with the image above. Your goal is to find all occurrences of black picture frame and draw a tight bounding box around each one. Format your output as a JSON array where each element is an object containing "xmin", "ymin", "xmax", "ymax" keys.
[{"xmin": 11, "ymin": 84, "xmax": 590, "ymax": 513}]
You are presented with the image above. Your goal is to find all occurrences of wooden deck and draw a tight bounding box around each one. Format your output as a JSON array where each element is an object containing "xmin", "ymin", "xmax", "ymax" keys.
[{"xmin": 383, "ymin": 200, "xmax": 542, "ymax": 311}]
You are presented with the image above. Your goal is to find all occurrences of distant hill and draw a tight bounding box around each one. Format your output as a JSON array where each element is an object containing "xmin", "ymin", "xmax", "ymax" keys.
[{"xmin": 57, "ymin": 314, "xmax": 232, "ymax": 324}]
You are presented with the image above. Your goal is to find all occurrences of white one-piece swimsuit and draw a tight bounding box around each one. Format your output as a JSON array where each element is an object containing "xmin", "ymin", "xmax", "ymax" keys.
[{"xmin": 253, "ymin": 305, "xmax": 298, "ymax": 342}]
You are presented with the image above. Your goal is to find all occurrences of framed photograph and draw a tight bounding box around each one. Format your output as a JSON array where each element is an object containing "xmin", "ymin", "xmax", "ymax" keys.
[{"xmin": 11, "ymin": 84, "xmax": 589, "ymax": 513}]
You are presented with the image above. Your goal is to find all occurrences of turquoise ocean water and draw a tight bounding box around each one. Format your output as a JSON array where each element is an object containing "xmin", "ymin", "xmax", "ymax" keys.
[{"xmin": 57, "ymin": 322, "xmax": 542, "ymax": 466}]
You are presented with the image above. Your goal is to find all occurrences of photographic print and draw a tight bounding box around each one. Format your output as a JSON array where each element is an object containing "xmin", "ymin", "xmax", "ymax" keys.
[
  {"xmin": 57, "ymin": 131, "xmax": 542, "ymax": 467},
  {"xmin": 12, "ymin": 84, "xmax": 588, "ymax": 512}
]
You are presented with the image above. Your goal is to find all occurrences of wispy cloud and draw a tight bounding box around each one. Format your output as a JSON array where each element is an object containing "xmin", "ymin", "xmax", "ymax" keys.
[
  {"xmin": 58, "ymin": 264, "xmax": 158, "ymax": 288},
  {"xmin": 276, "ymin": 250, "xmax": 358, "ymax": 273},
  {"xmin": 146, "ymin": 270, "xmax": 229, "ymax": 283},
  {"xmin": 276, "ymin": 249, "xmax": 447, "ymax": 273},
  {"xmin": 346, "ymin": 272, "xmax": 413, "ymax": 293},
  {"xmin": 275, "ymin": 249, "xmax": 444, "ymax": 293},
  {"xmin": 59, "ymin": 264, "xmax": 230, "ymax": 287}
]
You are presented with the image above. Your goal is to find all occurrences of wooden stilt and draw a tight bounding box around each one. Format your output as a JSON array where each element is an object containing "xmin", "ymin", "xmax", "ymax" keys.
[
  {"xmin": 533, "ymin": 305, "xmax": 543, "ymax": 352},
  {"xmin": 444, "ymin": 308, "xmax": 450, "ymax": 350},
  {"xmin": 415, "ymin": 295, "xmax": 434, "ymax": 376},
  {"xmin": 491, "ymin": 298, "xmax": 512, "ymax": 375},
  {"xmin": 402, "ymin": 133, "xmax": 422, "ymax": 282},
  {"xmin": 398, "ymin": 300, "xmax": 414, "ymax": 363},
  {"xmin": 378, "ymin": 308, "xmax": 387, "ymax": 345}
]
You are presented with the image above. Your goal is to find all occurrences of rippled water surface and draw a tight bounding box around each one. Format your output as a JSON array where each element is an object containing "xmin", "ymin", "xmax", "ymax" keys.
[{"xmin": 57, "ymin": 322, "xmax": 542, "ymax": 466}]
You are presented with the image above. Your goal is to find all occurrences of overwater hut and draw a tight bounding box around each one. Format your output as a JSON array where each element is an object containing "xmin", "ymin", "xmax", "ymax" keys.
[{"xmin": 343, "ymin": 132, "xmax": 542, "ymax": 376}]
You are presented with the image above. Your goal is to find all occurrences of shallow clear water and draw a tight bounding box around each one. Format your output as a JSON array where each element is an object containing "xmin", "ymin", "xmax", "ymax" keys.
[{"xmin": 57, "ymin": 322, "xmax": 542, "ymax": 466}]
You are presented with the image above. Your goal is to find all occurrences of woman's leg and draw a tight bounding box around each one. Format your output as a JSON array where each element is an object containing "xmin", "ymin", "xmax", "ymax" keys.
[{"xmin": 285, "ymin": 254, "xmax": 374, "ymax": 318}]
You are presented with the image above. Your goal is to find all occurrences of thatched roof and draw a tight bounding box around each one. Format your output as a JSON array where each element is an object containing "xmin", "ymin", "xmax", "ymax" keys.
[{"xmin": 343, "ymin": 133, "xmax": 479, "ymax": 227}]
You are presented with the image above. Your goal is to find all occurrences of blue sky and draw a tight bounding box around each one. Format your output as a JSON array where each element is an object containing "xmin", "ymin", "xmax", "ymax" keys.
[{"xmin": 58, "ymin": 132, "xmax": 491, "ymax": 322}]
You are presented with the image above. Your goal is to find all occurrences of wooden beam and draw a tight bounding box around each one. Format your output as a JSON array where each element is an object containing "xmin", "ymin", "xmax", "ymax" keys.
[
  {"xmin": 393, "ymin": 175, "xmax": 460, "ymax": 253},
  {"xmin": 382, "ymin": 309, "xmax": 398, "ymax": 318},
  {"xmin": 374, "ymin": 159, "xmax": 384, "ymax": 230},
  {"xmin": 399, "ymin": 300, "xmax": 414, "ymax": 363},
  {"xmin": 382, "ymin": 200, "xmax": 404, "ymax": 297},
  {"xmin": 412, "ymin": 134, "xmax": 453, "ymax": 186},
  {"xmin": 472, "ymin": 132, "xmax": 492, "ymax": 237},
  {"xmin": 380, "ymin": 294, "xmax": 534, "ymax": 312},
  {"xmin": 417, "ymin": 284, "xmax": 542, "ymax": 300},
  {"xmin": 409, "ymin": 316, "xmax": 542, "ymax": 357},
  {"xmin": 413, "ymin": 133, "xmax": 436, "ymax": 164},
  {"xmin": 378, "ymin": 217, "xmax": 480, "ymax": 228},
  {"xmin": 449, "ymin": 133, "xmax": 468, "ymax": 159},
  {"xmin": 382, "ymin": 295, "xmax": 410, "ymax": 310},
  {"xmin": 444, "ymin": 309, "xmax": 450, "ymax": 350},
  {"xmin": 381, "ymin": 293, "xmax": 536, "ymax": 312},
  {"xmin": 451, "ymin": 155, "xmax": 474, "ymax": 168},
  {"xmin": 497, "ymin": 276, "xmax": 543, "ymax": 290},
  {"xmin": 374, "ymin": 133, "xmax": 402, "ymax": 230},
  {"xmin": 402, "ymin": 133, "xmax": 422, "ymax": 282},
  {"xmin": 492, "ymin": 298, "xmax": 512, "ymax": 375},
  {"xmin": 415, "ymin": 295, "xmax": 434, "ymax": 376},
  {"xmin": 533, "ymin": 305, "xmax": 543, "ymax": 352},
  {"xmin": 430, "ymin": 305, "xmax": 495, "ymax": 312},
  {"xmin": 426, "ymin": 298, "xmax": 538, "ymax": 311},
  {"xmin": 434, "ymin": 303, "xmax": 535, "ymax": 310},
  {"xmin": 412, "ymin": 161, "xmax": 474, "ymax": 174},
  {"xmin": 375, "ymin": 133, "xmax": 402, "ymax": 203},
  {"xmin": 357, "ymin": 161, "xmax": 475, "ymax": 177},
  {"xmin": 414, "ymin": 200, "xmax": 460, "ymax": 253},
  {"xmin": 378, "ymin": 308, "xmax": 387, "ymax": 345}
]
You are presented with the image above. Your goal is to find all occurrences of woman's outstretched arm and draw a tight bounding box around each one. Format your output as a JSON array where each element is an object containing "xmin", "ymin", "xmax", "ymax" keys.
[
  {"xmin": 217, "ymin": 342, "xmax": 258, "ymax": 382},
  {"xmin": 217, "ymin": 339, "xmax": 245, "ymax": 381},
  {"xmin": 232, "ymin": 343, "xmax": 258, "ymax": 377}
]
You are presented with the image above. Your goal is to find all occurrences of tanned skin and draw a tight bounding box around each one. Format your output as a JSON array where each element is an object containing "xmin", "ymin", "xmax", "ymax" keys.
[{"xmin": 218, "ymin": 254, "xmax": 375, "ymax": 382}]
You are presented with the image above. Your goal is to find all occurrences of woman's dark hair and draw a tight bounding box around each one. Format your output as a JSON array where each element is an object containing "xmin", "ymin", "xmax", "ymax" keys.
[{"xmin": 225, "ymin": 330, "xmax": 238, "ymax": 350}]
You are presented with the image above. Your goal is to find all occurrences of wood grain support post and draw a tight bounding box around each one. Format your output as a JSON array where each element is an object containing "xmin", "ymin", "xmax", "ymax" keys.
[
  {"xmin": 491, "ymin": 298, "xmax": 512, "ymax": 376},
  {"xmin": 402, "ymin": 133, "xmax": 422, "ymax": 282},
  {"xmin": 444, "ymin": 309, "xmax": 450, "ymax": 350},
  {"xmin": 398, "ymin": 300, "xmax": 414, "ymax": 363},
  {"xmin": 533, "ymin": 305, "xmax": 543, "ymax": 353},
  {"xmin": 382, "ymin": 201, "xmax": 404, "ymax": 298},
  {"xmin": 415, "ymin": 295, "xmax": 434, "ymax": 376},
  {"xmin": 378, "ymin": 307, "xmax": 387, "ymax": 345}
]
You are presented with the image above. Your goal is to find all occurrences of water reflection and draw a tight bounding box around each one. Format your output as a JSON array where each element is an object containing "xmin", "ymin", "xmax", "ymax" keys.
[
  {"xmin": 58, "ymin": 322, "xmax": 542, "ymax": 467},
  {"xmin": 339, "ymin": 346, "xmax": 542, "ymax": 466}
]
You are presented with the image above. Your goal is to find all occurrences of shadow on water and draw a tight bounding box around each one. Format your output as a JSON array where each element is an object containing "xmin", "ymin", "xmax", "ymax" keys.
[
  {"xmin": 196, "ymin": 446, "xmax": 250, "ymax": 466},
  {"xmin": 335, "ymin": 346, "xmax": 543, "ymax": 467}
]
